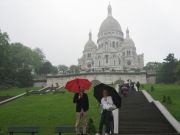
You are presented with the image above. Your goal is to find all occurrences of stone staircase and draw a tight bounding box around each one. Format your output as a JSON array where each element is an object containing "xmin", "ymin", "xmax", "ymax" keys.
[{"xmin": 118, "ymin": 89, "xmax": 179, "ymax": 135}]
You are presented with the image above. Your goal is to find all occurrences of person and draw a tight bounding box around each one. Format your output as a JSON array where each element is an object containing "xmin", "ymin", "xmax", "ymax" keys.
[
  {"xmin": 130, "ymin": 81, "xmax": 135, "ymax": 90},
  {"xmin": 73, "ymin": 87, "xmax": 89, "ymax": 135},
  {"xmin": 98, "ymin": 89, "xmax": 116, "ymax": 135},
  {"xmin": 121, "ymin": 84, "xmax": 129, "ymax": 97},
  {"xmin": 136, "ymin": 81, "xmax": 140, "ymax": 91}
]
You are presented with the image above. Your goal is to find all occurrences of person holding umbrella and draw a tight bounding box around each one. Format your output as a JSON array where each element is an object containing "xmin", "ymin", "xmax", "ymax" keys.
[
  {"xmin": 99, "ymin": 89, "xmax": 116, "ymax": 135},
  {"xmin": 94, "ymin": 83, "xmax": 121, "ymax": 135},
  {"xmin": 73, "ymin": 87, "xmax": 89, "ymax": 135},
  {"xmin": 65, "ymin": 78, "xmax": 91, "ymax": 135}
]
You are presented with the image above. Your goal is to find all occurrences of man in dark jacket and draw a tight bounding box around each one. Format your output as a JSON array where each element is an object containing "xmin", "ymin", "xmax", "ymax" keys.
[
  {"xmin": 136, "ymin": 81, "xmax": 140, "ymax": 91},
  {"xmin": 73, "ymin": 88, "xmax": 89, "ymax": 135}
]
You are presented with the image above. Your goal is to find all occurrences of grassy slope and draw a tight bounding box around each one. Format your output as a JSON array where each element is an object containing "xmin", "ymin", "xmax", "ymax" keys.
[
  {"xmin": 0, "ymin": 87, "xmax": 39, "ymax": 96},
  {"xmin": 144, "ymin": 84, "xmax": 180, "ymax": 121},
  {"xmin": 0, "ymin": 88, "xmax": 100, "ymax": 135}
]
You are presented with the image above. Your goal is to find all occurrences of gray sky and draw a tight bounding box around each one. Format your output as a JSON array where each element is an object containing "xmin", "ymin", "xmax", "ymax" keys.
[{"xmin": 0, "ymin": 0, "xmax": 180, "ymax": 66}]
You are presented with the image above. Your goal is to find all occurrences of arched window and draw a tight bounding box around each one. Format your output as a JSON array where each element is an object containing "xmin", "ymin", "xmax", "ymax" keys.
[
  {"xmin": 127, "ymin": 61, "xmax": 131, "ymax": 65},
  {"xmin": 88, "ymin": 53, "xmax": 91, "ymax": 58},
  {"xmin": 105, "ymin": 55, "xmax": 109, "ymax": 63},
  {"xmin": 113, "ymin": 41, "xmax": 115, "ymax": 47},
  {"xmin": 116, "ymin": 42, "xmax": 119, "ymax": 47},
  {"xmin": 119, "ymin": 58, "xmax": 121, "ymax": 65},
  {"xmin": 87, "ymin": 64, "xmax": 91, "ymax": 68}
]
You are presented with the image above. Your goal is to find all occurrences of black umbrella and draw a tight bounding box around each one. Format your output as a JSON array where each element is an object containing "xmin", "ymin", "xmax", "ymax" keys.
[{"xmin": 94, "ymin": 83, "xmax": 121, "ymax": 108}]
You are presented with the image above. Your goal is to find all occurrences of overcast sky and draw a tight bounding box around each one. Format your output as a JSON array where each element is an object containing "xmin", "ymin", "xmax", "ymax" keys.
[{"xmin": 0, "ymin": 0, "xmax": 179, "ymax": 66}]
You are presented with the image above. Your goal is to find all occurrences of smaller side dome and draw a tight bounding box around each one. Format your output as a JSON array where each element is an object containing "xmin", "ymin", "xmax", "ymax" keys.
[
  {"xmin": 84, "ymin": 32, "xmax": 97, "ymax": 51},
  {"xmin": 123, "ymin": 28, "xmax": 135, "ymax": 48}
]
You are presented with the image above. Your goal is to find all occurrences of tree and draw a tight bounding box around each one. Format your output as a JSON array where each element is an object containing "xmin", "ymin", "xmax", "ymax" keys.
[
  {"xmin": 175, "ymin": 60, "xmax": 180, "ymax": 81},
  {"xmin": 32, "ymin": 48, "xmax": 46, "ymax": 74},
  {"xmin": 163, "ymin": 53, "xmax": 177, "ymax": 83},
  {"xmin": 156, "ymin": 53, "xmax": 177, "ymax": 83},
  {"xmin": 37, "ymin": 61, "xmax": 57, "ymax": 75},
  {"xmin": 33, "ymin": 48, "xmax": 45, "ymax": 63},
  {"xmin": 0, "ymin": 30, "xmax": 12, "ymax": 87},
  {"xmin": 69, "ymin": 65, "xmax": 80, "ymax": 73},
  {"xmin": 16, "ymin": 67, "xmax": 33, "ymax": 87},
  {"xmin": 10, "ymin": 43, "xmax": 34, "ymax": 69},
  {"xmin": 57, "ymin": 65, "xmax": 68, "ymax": 73},
  {"xmin": 0, "ymin": 30, "xmax": 58, "ymax": 88},
  {"xmin": 0, "ymin": 30, "xmax": 10, "ymax": 67},
  {"xmin": 51, "ymin": 66, "xmax": 58, "ymax": 75},
  {"xmin": 144, "ymin": 62, "xmax": 160, "ymax": 72}
]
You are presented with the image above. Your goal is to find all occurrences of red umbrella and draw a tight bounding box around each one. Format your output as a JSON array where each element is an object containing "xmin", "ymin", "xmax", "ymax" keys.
[{"xmin": 65, "ymin": 78, "xmax": 92, "ymax": 93}]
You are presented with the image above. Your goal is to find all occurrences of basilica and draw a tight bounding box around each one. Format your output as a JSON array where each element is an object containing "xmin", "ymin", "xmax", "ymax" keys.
[{"xmin": 78, "ymin": 4, "xmax": 144, "ymax": 71}]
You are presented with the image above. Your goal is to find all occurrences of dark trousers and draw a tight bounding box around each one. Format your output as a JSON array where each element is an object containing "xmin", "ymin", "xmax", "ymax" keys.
[{"xmin": 99, "ymin": 110, "xmax": 114, "ymax": 134}]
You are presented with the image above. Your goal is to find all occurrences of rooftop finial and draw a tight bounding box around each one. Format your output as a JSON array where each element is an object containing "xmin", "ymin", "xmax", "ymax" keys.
[
  {"xmin": 108, "ymin": 2, "xmax": 112, "ymax": 16},
  {"xmin": 126, "ymin": 27, "xmax": 130, "ymax": 38},
  {"xmin": 89, "ymin": 31, "xmax": 92, "ymax": 40}
]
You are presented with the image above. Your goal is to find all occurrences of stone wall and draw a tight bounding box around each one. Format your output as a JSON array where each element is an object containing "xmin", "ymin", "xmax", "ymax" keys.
[{"xmin": 46, "ymin": 71, "xmax": 148, "ymax": 87}]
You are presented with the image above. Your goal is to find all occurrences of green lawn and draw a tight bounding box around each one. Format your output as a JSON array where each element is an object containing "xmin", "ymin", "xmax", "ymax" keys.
[
  {"xmin": 0, "ymin": 87, "xmax": 100, "ymax": 135},
  {"xmin": 143, "ymin": 84, "xmax": 180, "ymax": 121},
  {"xmin": 0, "ymin": 87, "xmax": 39, "ymax": 96}
]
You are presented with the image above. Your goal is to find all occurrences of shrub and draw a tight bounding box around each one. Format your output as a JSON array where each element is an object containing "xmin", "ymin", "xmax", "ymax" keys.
[
  {"xmin": 162, "ymin": 95, "xmax": 167, "ymax": 103},
  {"xmin": 167, "ymin": 96, "xmax": 172, "ymax": 104},
  {"xmin": 150, "ymin": 85, "xmax": 154, "ymax": 92},
  {"xmin": 88, "ymin": 118, "xmax": 97, "ymax": 134}
]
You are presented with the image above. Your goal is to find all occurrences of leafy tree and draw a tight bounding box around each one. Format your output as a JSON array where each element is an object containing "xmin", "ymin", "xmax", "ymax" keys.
[
  {"xmin": 0, "ymin": 30, "xmax": 10, "ymax": 67},
  {"xmin": 156, "ymin": 53, "xmax": 177, "ymax": 83},
  {"xmin": 163, "ymin": 53, "xmax": 177, "ymax": 83},
  {"xmin": 32, "ymin": 48, "xmax": 46, "ymax": 74},
  {"xmin": 69, "ymin": 65, "xmax": 80, "ymax": 73},
  {"xmin": 51, "ymin": 66, "xmax": 58, "ymax": 75},
  {"xmin": 38, "ymin": 61, "xmax": 57, "ymax": 75},
  {"xmin": 16, "ymin": 67, "xmax": 33, "ymax": 87},
  {"xmin": 0, "ymin": 30, "xmax": 12, "ymax": 87},
  {"xmin": 144, "ymin": 62, "xmax": 160, "ymax": 72},
  {"xmin": 175, "ymin": 60, "xmax": 180, "ymax": 81},
  {"xmin": 10, "ymin": 43, "xmax": 34, "ymax": 69},
  {"xmin": 0, "ymin": 29, "xmax": 57, "ymax": 88},
  {"xmin": 57, "ymin": 65, "xmax": 68, "ymax": 73}
]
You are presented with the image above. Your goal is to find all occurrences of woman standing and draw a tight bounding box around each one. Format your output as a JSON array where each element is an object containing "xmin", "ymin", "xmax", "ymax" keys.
[
  {"xmin": 73, "ymin": 88, "xmax": 89, "ymax": 135},
  {"xmin": 98, "ymin": 89, "xmax": 115, "ymax": 135}
]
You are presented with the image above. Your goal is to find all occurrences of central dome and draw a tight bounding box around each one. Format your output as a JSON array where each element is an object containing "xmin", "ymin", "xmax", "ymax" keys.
[
  {"xmin": 99, "ymin": 16, "xmax": 122, "ymax": 34},
  {"xmin": 98, "ymin": 4, "xmax": 122, "ymax": 35}
]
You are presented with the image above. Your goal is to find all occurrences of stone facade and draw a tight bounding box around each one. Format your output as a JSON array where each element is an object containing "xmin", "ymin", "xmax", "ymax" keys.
[{"xmin": 78, "ymin": 4, "xmax": 144, "ymax": 71}]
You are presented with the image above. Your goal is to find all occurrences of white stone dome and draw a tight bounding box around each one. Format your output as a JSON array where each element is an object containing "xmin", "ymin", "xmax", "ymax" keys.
[
  {"xmin": 98, "ymin": 4, "xmax": 122, "ymax": 35},
  {"xmin": 84, "ymin": 32, "xmax": 97, "ymax": 51},
  {"xmin": 123, "ymin": 37, "xmax": 135, "ymax": 47},
  {"xmin": 99, "ymin": 16, "xmax": 122, "ymax": 34},
  {"xmin": 123, "ymin": 28, "xmax": 135, "ymax": 48}
]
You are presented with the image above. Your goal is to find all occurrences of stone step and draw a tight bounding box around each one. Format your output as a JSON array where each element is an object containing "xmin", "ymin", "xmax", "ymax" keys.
[{"xmin": 118, "ymin": 90, "xmax": 178, "ymax": 134}]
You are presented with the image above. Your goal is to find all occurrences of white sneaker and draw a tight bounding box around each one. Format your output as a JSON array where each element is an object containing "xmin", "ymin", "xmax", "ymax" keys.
[
  {"xmin": 105, "ymin": 133, "xmax": 109, "ymax": 135},
  {"xmin": 95, "ymin": 133, "xmax": 100, "ymax": 135}
]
